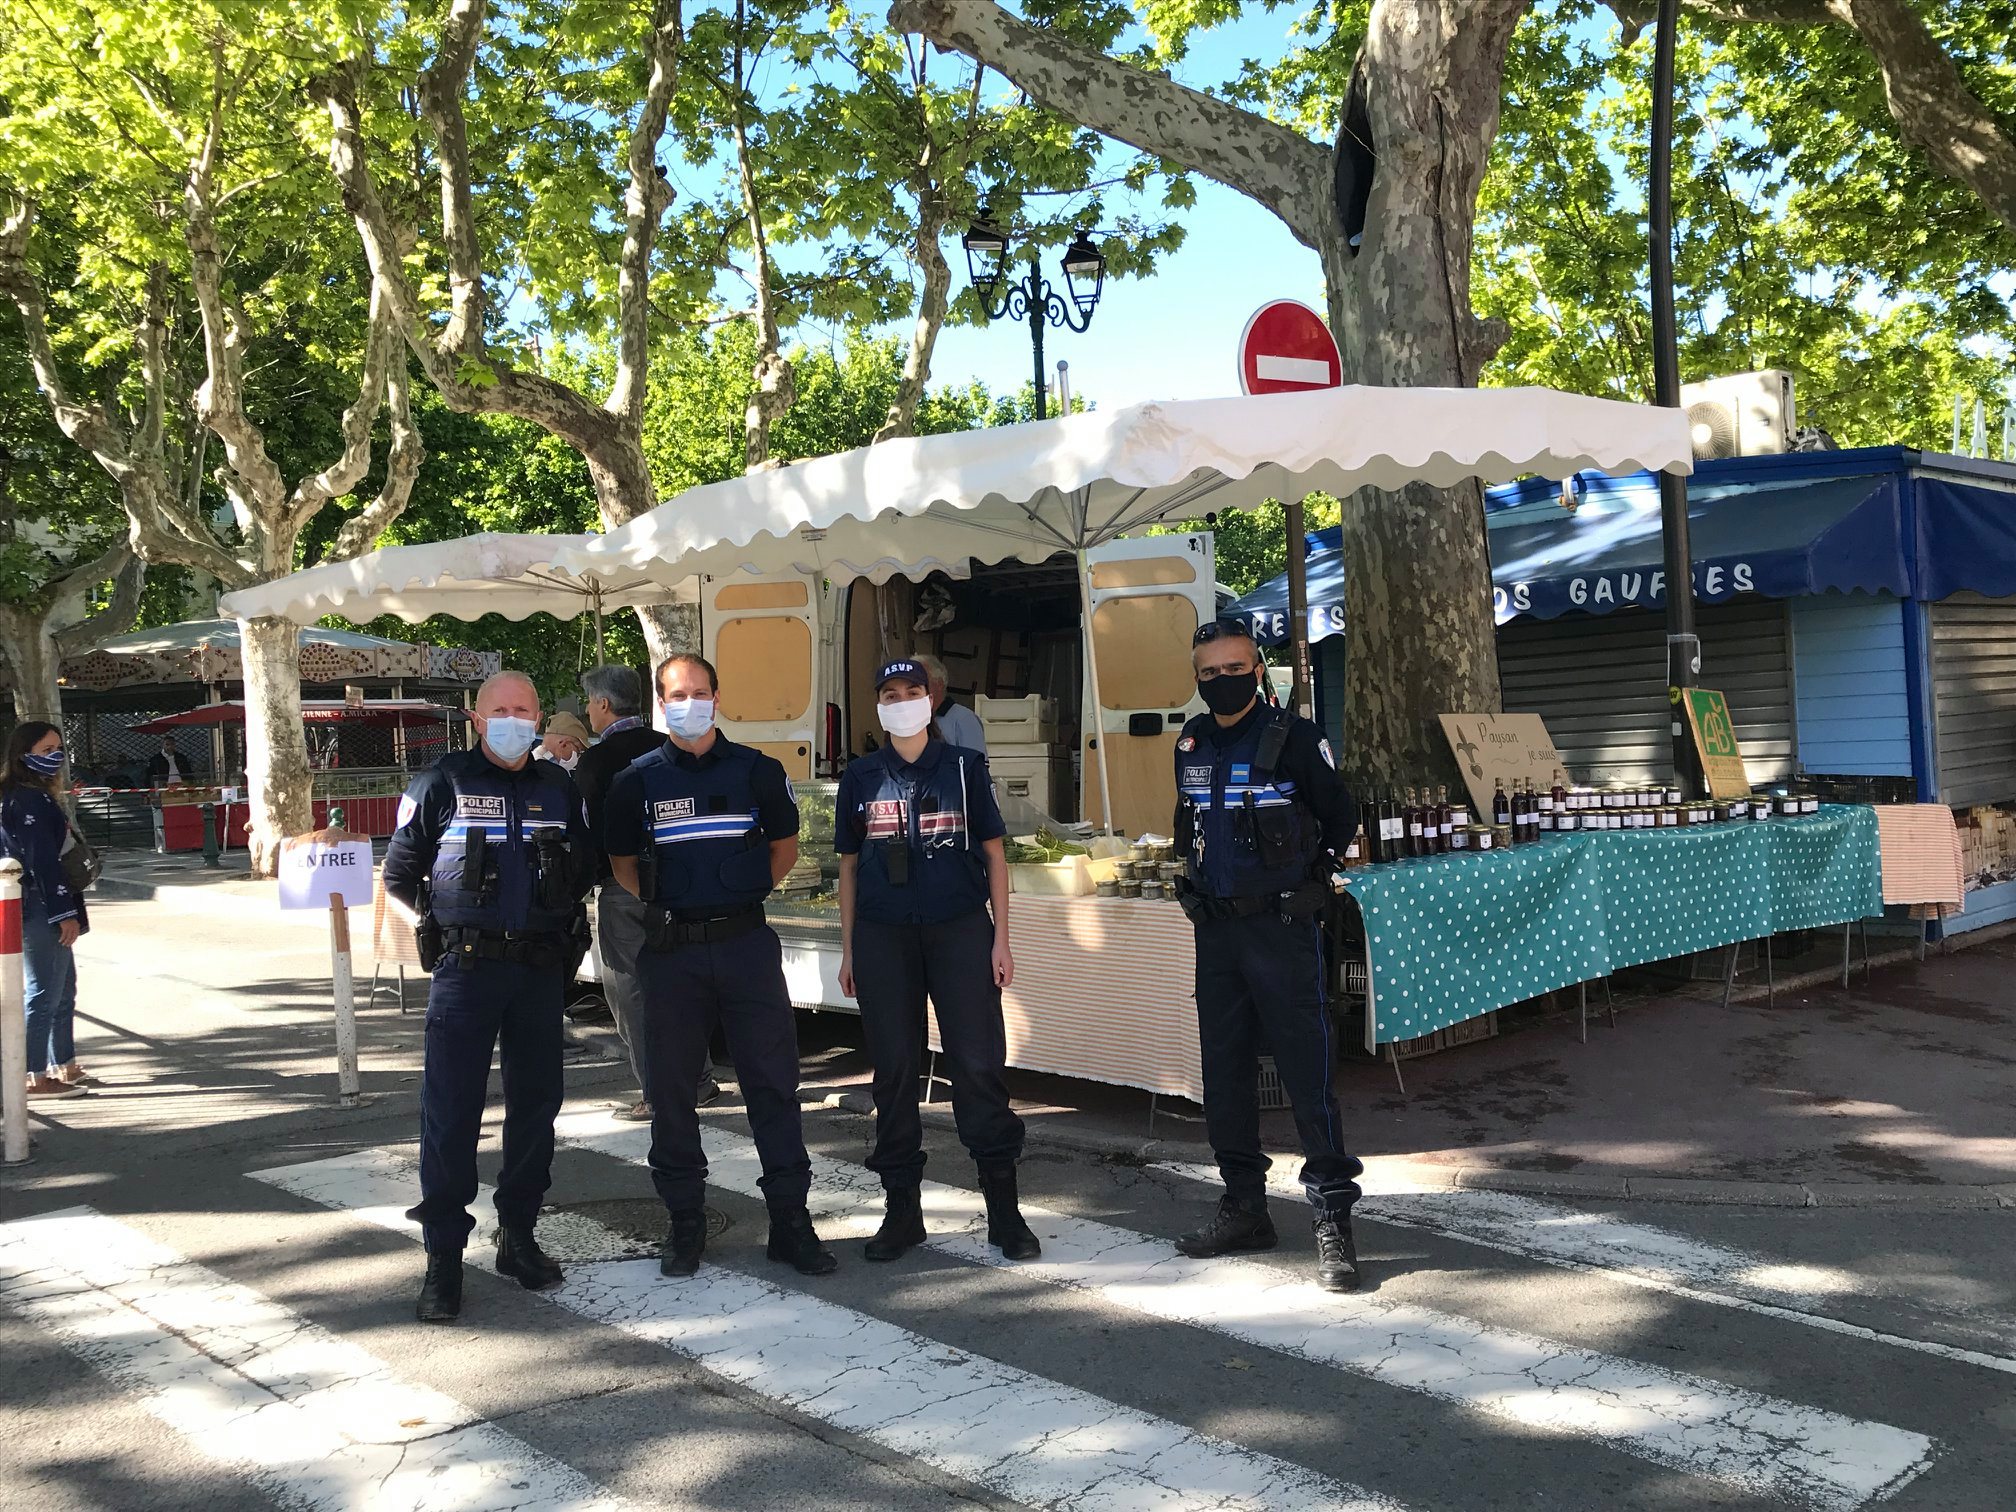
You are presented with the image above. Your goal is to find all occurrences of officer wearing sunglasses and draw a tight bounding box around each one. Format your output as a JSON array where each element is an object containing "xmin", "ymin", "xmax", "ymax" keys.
[{"xmin": 1173, "ymin": 618, "xmax": 1365, "ymax": 1291}]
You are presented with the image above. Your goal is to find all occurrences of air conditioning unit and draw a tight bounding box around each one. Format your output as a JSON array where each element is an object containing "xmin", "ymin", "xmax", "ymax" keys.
[{"xmin": 1679, "ymin": 370, "xmax": 1796, "ymax": 459}]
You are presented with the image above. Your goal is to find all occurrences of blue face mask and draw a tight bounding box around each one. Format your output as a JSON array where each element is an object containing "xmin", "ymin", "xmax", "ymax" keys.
[
  {"xmin": 481, "ymin": 716, "xmax": 540, "ymax": 763},
  {"xmin": 24, "ymin": 750, "xmax": 65, "ymax": 777},
  {"xmin": 663, "ymin": 697, "xmax": 717, "ymax": 740}
]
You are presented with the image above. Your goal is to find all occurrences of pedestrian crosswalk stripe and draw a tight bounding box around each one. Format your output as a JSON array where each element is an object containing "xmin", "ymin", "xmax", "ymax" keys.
[
  {"xmin": 554, "ymin": 1113, "xmax": 1934, "ymax": 1512},
  {"xmin": 250, "ymin": 1146, "xmax": 1410, "ymax": 1512},
  {"xmin": 0, "ymin": 1207, "xmax": 627, "ymax": 1512},
  {"xmin": 1154, "ymin": 1159, "xmax": 2016, "ymax": 1378}
]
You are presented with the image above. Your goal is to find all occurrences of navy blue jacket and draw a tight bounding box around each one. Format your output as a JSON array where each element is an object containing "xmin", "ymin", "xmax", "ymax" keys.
[
  {"xmin": 837, "ymin": 740, "xmax": 1004, "ymax": 926},
  {"xmin": 0, "ymin": 784, "xmax": 85, "ymax": 927},
  {"xmin": 1176, "ymin": 705, "xmax": 1355, "ymax": 899},
  {"xmin": 603, "ymin": 734, "xmax": 799, "ymax": 914},
  {"xmin": 384, "ymin": 748, "xmax": 593, "ymax": 935}
]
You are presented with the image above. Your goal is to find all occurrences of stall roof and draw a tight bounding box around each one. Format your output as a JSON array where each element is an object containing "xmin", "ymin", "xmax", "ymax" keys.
[
  {"xmin": 130, "ymin": 700, "xmax": 465, "ymax": 733},
  {"xmin": 94, "ymin": 620, "xmax": 414, "ymax": 656},
  {"xmin": 1229, "ymin": 447, "xmax": 2016, "ymax": 643}
]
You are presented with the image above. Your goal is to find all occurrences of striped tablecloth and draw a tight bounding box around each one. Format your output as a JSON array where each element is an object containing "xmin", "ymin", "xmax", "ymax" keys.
[
  {"xmin": 931, "ymin": 894, "xmax": 1202, "ymax": 1101},
  {"xmin": 1872, "ymin": 804, "xmax": 1964, "ymax": 905}
]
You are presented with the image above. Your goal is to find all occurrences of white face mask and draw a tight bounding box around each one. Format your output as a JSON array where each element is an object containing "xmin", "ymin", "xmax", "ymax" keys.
[
  {"xmin": 550, "ymin": 751, "xmax": 581, "ymax": 772},
  {"xmin": 877, "ymin": 698, "xmax": 933, "ymax": 739},
  {"xmin": 663, "ymin": 697, "xmax": 717, "ymax": 740},
  {"xmin": 481, "ymin": 715, "xmax": 540, "ymax": 763}
]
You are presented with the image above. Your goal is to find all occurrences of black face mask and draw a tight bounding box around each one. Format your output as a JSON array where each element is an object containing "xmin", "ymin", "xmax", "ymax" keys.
[{"xmin": 1197, "ymin": 670, "xmax": 1259, "ymax": 717}]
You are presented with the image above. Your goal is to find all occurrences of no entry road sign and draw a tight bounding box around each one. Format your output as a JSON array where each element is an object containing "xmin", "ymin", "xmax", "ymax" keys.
[{"xmin": 1237, "ymin": 300, "xmax": 1342, "ymax": 395}]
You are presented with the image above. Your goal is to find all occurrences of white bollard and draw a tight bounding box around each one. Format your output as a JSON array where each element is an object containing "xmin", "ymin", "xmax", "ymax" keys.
[
  {"xmin": 329, "ymin": 896, "xmax": 361, "ymax": 1107},
  {"xmin": 1, "ymin": 858, "xmax": 30, "ymax": 1165}
]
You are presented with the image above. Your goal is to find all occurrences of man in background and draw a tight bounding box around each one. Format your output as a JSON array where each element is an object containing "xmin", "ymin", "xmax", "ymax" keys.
[
  {"xmin": 146, "ymin": 735, "xmax": 196, "ymax": 787},
  {"xmin": 540, "ymin": 712, "xmax": 593, "ymax": 771},
  {"xmin": 572, "ymin": 663, "xmax": 718, "ymax": 1121},
  {"xmin": 914, "ymin": 653, "xmax": 986, "ymax": 753}
]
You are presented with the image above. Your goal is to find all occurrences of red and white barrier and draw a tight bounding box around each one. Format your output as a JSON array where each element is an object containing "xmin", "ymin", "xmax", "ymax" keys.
[{"xmin": 1, "ymin": 858, "xmax": 28, "ymax": 1165}]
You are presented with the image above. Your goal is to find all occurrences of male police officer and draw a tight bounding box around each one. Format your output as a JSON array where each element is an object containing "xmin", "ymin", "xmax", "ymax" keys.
[
  {"xmin": 605, "ymin": 652, "xmax": 837, "ymax": 1279},
  {"xmin": 571, "ymin": 663, "xmax": 720, "ymax": 1121},
  {"xmin": 385, "ymin": 670, "xmax": 594, "ymax": 1322},
  {"xmin": 1173, "ymin": 620, "xmax": 1365, "ymax": 1291}
]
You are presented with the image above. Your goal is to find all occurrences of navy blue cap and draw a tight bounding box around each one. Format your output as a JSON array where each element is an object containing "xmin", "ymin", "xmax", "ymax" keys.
[{"xmin": 875, "ymin": 658, "xmax": 930, "ymax": 690}]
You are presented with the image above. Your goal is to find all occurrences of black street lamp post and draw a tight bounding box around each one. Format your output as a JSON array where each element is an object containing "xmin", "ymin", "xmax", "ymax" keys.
[
  {"xmin": 1649, "ymin": 0, "xmax": 1701, "ymax": 792},
  {"xmin": 963, "ymin": 203, "xmax": 1106, "ymax": 420}
]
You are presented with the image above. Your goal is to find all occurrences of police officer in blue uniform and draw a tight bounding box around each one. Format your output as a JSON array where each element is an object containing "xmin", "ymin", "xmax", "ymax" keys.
[
  {"xmin": 1173, "ymin": 620, "xmax": 1365, "ymax": 1291},
  {"xmin": 604, "ymin": 652, "xmax": 837, "ymax": 1279},
  {"xmin": 835, "ymin": 659, "xmax": 1038, "ymax": 1264},
  {"xmin": 384, "ymin": 671, "xmax": 594, "ymax": 1322}
]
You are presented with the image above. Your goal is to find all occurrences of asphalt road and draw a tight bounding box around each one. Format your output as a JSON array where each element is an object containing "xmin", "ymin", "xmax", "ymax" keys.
[{"xmin": 4, "ymin": 894, "xmax": 2014, "ymax": 1511}]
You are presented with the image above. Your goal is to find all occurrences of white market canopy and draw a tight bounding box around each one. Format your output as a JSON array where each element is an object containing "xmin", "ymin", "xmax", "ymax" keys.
[
  {"xmin": 217, "ymin": 532, "xmax": 696, "ymax": 626},
  {"xmin": 571, "ymin": 385, "xmax": 1695, "ymax": 584}
]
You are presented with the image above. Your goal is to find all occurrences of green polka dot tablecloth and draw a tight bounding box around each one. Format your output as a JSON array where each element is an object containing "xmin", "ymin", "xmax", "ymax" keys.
[{"xmin": 1334, "ymin": 804, "xmax": 1882, "ymax": 1049}]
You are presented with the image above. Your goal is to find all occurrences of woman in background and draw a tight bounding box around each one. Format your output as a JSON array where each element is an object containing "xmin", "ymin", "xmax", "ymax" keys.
[{"xmin": 0, "ymin": 722, "xmax": 90, "ymax": 1097}]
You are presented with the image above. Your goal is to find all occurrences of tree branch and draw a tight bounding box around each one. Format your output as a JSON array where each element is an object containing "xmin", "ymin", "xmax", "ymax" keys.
[
  {"xmin": 418, "ymin": 0, "xmax": 490, "ymax": 357},
  {"xmin": 184, "ymin": 51, "xmax": 292, "ymax": 563},
  {"xmin": 319, "ymin": 353, "xmax": 424, "ymax": 563},
  {"xmin": 607, "ymin": 0, "xmax": 682, "ymax": 433},
  {"xmin": 887, "ymin": 0, "xmax": 1332, "ymax": 250},
  {"xmin": 0, "ymin": 198, "xmax": 250, "ymax": 586},
  {"xmin": 287, "ymin": 277, "xmax": 399, "ymax": 535},
  {"xmin": 52, "ymin": 545, "xmax": 145, "ymax": 655},
  {"xmin": 0, "ymin": 199, "xmax": 135, "ymax": 471},
  {"xmin": 1619, "ymin": 1, "xmax": 2016, "ymax": 234},
  {"xmin": 1819, "ymin": 0, "xmax": 2016, "ymax": 237}
]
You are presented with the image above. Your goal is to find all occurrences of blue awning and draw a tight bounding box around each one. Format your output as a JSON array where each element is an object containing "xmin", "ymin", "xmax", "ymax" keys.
[
  {"xmin": 1228, "ymin": 468, "xmax": 1913, "ymax": 643},
  {"xmin": 1491, "ymin": 472, "xmax": 1908, "ymax": 621},
  {"xmin": 1915, "ymin": 478, "xmax": 2016, "ymax": 601}
]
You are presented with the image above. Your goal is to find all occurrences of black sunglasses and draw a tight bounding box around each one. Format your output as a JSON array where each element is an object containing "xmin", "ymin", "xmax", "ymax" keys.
[{"xmin": 1193, "ymin": 618, "xmax": 1256, "ymax": 647}]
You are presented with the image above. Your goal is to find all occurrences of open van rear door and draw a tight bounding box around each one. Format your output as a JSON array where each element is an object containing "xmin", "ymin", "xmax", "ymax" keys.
[
  {"xmin": 701, "ymin": 571, "xmax": 820, "ymax": 780},
  {"xmin": 1081, "ymin": 532, "xmax": 1215, "ymax": 836}
]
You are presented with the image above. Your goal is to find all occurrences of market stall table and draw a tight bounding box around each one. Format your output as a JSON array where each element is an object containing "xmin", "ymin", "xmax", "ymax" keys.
[
  {"xmin": 927, "ymin": 893, "xmax": 1202, "ymax": 1103},
  {"xmin": 1335, "ymin": 806, "xmax": 1883, "ymax": 1065}
]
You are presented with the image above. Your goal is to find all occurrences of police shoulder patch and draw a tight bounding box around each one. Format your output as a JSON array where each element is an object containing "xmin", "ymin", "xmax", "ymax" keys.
[
  {"xmin": 1317, "ymin": 738, "xmax": 1336, "ymax": 769},
  {"xmin": 1176, "ymin": 736, "xmax": 1195, "ymax": 752},
  {"xmin": 395, "ymin": 794, "xmax": 418, "ymax": 829}
]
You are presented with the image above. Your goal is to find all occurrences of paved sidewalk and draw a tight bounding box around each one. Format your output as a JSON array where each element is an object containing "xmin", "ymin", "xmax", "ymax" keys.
[
  {"xmin": 53, "ymin": 873, "xmax": 2016, "ymax": 1209},
  {"xmin": 818, "ymin": 929, "xmax": 2016, "ymax": 1211}
]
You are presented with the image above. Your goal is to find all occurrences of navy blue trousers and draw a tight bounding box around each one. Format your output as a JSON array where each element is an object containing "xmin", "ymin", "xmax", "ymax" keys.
[
  {"xmin": 637, "ymin": 924, "xmax": 812, "ymax": 1216},
  {"xmin": 1192, "ymin": 910, "xmax": 1362, "ymax": 1215},
  {"xmin": 854, "ymin": 907, "xmax": 1023, "ymax": 1187},
  {"xmin": 410, "ymin": 955, "xmax": 568, "ymax": 1253}
]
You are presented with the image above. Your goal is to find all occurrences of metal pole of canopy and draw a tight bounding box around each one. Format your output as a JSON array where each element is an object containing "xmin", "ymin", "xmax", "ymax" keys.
[
  {"xmin": 1649, "ymin": 0, "xmax": 1701, "ymax": 793},
  {"xmin": 1076, "ymin": 549, "xmax": 1118, "ymax": 836},
  {"xmin": 1284, "ymin": 498, "xmax": 1313, "ymax": 715},
  {"xmin": 590, "ymin": 584, "xmax": 607, "ymax": 664}
]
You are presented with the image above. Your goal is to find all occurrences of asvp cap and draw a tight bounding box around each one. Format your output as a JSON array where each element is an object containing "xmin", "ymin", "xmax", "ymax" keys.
[{"xmin": 875, "ymin": 658, "xmax": 930, "ymax": 690}]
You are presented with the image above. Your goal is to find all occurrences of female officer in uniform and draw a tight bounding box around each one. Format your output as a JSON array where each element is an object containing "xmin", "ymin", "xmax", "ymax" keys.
[{"xmin": 836, "ymin": 659, "xmax": 1038, "ymax": 1263}]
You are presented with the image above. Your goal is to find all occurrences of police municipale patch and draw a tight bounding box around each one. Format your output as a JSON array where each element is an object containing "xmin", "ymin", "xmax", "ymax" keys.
[
  {"xmin": 1177, "ymin": 736, "xmax": 1196, "ymax": 752},
  {"xmin": 396, "ymin": 795, "xmax": 418, "ymax": 829},
  {"xmin": 1318, "ymin": 738, "xmax": 1336, "ymax": 769}
]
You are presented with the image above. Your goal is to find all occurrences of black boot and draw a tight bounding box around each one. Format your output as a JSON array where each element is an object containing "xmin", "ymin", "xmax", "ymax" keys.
[
  {"xmin": 1312, "ymin": 1210, "xmax": 1360, "ymax": 1293},
  {"xmin": 767, "ymin": 1208, "xmax": 839, "ymax": 1275},
  {"xmin": 495, "ymin": 1225, "xmax": 564, "ymax": 1290},
  {"xmin": 1174, "ymin": 1195, "xmax": 1278, "ymax": 1259},
  {"xmin": 977, "ymin": 1164, "xmax": 1040, "ymax": 1261},
  {"xmin": 415, "ymin": 1253, "xmax": 464, "ymax": 1322},
  {"xmin": 661, "ymin": 1208, "xmax": 707, "ymax": 1277},
  {"xmin": 863, "ymin": 1186, "xmax": 926, "ymax": 1263}
]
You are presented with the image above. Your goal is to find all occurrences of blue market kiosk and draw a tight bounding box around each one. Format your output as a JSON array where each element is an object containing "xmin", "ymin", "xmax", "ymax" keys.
[{"xmin": 1232, "ymin": 447, "xmax": 2016, "ymax": 937}]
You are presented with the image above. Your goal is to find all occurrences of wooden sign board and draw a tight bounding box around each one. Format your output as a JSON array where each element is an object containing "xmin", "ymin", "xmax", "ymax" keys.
[
  {"xmin": 1438, "ymin": 713, "xmax": 1571, "ymax": 821},
  {"xmin": 1680, "ymin": 687, "xmax": 1752, "ymax": 799}
]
